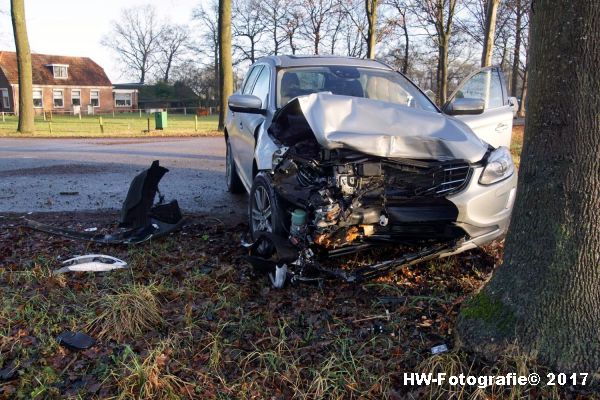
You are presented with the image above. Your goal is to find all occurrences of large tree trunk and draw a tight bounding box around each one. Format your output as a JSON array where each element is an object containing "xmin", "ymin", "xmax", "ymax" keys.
[
  {"xmin": 457, "ymin": 0, "xmax": 600, "ymax": 372},
  {"xmin": 510, "ymin": 0, "xmax": 522, "ymax": 97},
  {"xmin": 481, "ymin": 0, "xmax": 500, "ymax": 67},
  {"xmin": 10, "ymin": 0, "xmax": 34, "ymax": 133},
  {"xmin": 218, "ymin": 0, "xmax": 233, "ymax": 131},
  {"xmin": 365, "ymin": 0, "xmax": 378, "ymax": 59}
]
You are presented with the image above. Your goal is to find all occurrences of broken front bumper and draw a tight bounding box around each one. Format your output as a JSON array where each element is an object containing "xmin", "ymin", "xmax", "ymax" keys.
[{"xmin": 443, "ymin": 166, "xmax": 518, "ymax": 256}]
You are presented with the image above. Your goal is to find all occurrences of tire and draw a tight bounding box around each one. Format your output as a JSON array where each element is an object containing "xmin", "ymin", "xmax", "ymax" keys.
[
  {"xmin": 248, "ymin": 172, "xmax": 289, "ymax": 240},
  {"xmin": 225, "ymin": 138, "xmax": 245, "ymax": 194}
]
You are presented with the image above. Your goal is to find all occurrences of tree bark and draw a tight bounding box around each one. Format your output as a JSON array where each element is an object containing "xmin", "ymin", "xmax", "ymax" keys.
[
  {"xmin": 457, "ymin": 0, "xmax": 600, "ymax": 372},
  {"xmin": 218, "ymin": 0, "xmax": 233, "ymax": 131},
  {"xmin": 517, "ymin": 66, "xmax": 527, "ymax": 117},
  {"xmin": 163, "ymin": 55, "xmax": 173, "ymax": 82},
  {"xmin": 10, "ymin": 0, "xmax": 34, "ymax": 133},
  {"xmin": 481, "ymin": 0, "xmax": 500, "ymax": 67},
  {"xmin": 437, "ymin": 36, "xmax": 449, "ymax": 105},
  {"xmin": 365, "ymin": 0, "xmax": 378, "ymax": 59},
  {"xmin": 402, "ymin": 21, "xmax": 409, "ymax": 74}
]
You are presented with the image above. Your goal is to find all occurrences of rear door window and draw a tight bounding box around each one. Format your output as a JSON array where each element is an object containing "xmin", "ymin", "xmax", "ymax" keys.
[{"xmin": 242, "ymin": 66, "xmax": 263, "ymax": 95}]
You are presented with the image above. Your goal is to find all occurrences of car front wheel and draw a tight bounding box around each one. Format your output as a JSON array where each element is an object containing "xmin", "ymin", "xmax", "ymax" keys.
[{"xmin": 249, "ymin": 172, "xmax": 288, "ymax": 240}]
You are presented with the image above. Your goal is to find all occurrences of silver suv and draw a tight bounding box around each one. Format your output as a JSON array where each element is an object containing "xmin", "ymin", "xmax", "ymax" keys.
[{"xmin": 225, "ymin": 55, "xmax": 517, "ymax": 264}]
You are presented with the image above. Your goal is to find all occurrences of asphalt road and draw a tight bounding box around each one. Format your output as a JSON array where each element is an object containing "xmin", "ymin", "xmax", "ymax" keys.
[{"xmin": 0, "ymin": 137, "xmax": 247, "ymax": 222}]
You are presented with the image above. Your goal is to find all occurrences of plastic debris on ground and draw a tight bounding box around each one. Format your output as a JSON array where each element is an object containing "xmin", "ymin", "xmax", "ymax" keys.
[
  {"xmin": 56, "ymin": 331, "xmax": 97, "ymax": 351},
  {"xmin": 52, "ymin": 254, "xmax": 128, "ymax": 275}
]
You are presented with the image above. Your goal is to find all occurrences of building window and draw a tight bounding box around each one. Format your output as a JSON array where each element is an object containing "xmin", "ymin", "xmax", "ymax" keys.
[
  {"xmin": 71, "ymin": 89, "xmax": 81, "ymax": 106},
  {"xmin": 90, "ymin": 90, "xmax": 100, "ymax": 107},
  {"xmin": 52, "ymin": 65, "xmax": 68, "ymax": 79},
  {"xmin": 115, "ymin": 92, "xmax": 132, "ymax": 107},
  {"xmin": 33, "ymin": 89, "xmax": 43, "ymax": 108},
  {"xmin": 53, "ymin": 90, "xmax": 64, "ymax": 108},
  {"xmin": 1, "ymin": 89, "xmax": 9, "ymax": 109}
]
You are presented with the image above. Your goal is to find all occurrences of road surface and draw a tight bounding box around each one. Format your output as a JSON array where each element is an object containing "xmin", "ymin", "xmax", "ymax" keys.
[{"xmin": 0, "ymin": 137, "xmax": 247, "ymax": 222}]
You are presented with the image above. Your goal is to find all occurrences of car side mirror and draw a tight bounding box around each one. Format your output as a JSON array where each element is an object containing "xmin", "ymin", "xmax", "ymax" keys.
[
  {"xmin": 228, "ymin": 94, "xmax": 265, "ymax": 114},
  {"xmin": 508, "ymin": 96, "xmax": 518, "ymax": 116},
  {"xmin": 444, "ymin": 98, "xmax": 485, "ymax": 116}
]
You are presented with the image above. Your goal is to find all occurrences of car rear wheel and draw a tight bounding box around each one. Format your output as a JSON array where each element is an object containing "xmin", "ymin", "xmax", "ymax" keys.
[
  {"xmin": 249, "ymin": 172, "xmax": 288, "ymax": 240},
  {"xmin": 226, "ymin": 138, "xmax": 245, "ymax": 194}
]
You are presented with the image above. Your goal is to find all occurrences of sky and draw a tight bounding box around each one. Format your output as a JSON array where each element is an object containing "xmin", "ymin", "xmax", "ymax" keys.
[{"xmin": 0, "ymin": 0, "xmax": 203, "ymax": 82}]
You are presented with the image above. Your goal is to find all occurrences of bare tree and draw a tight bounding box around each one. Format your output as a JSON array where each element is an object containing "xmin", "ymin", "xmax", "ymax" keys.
[
  {"xmin": 219, "ymin": 0, "xmax": 233, "ymax": 130},
  {"xmin": 480, "ymin": 0, "xmax": 500, "ymax": 66},
  {"xmin": 102, "ymin": 5, "xmax": 165, "ymax": 84},
  {"xmin": 510, "ymin": 0, "xmax": 528, "ymax": 97},
  {"xmin": 299, "ymin": 0, "xmax": 337, "ymax": 54},
  {"xmin": 157, "ymin": 24, "xmax": 190, "ymax": 83},
  {"xmin": 10, "ymin": 0, "xmax": 33, "ymax": 133},
  {"xmin": 173, "ymin": 62, "xmax": 219, "ymax": 107},
  {"xmin": 281, "ymin": 4, "xmax": 303, "ymax": 55},
  {"xmin": 385, "ymin": 0, "xmax": 410, "ymax": 73},
  {"xmin": 260, "ymin": 0, "xmax": 289, "ymax": 55},
  {"xmin": 365, "ymin": 0, "xmax": 379, "ymax": 58},
  {"xmin": 329, "ymin": 4, "xmax": 349, "ymax": 54},
  {"xmin": 457, "ymin": 0, "xmax": 512, "ymax": 58},
  {"xmin": 192, "ymin": 2, "xmax": 220, "ymax": 104},
  {"xmin": 413, "ymin": 0, "xmax": 458, "ymax": 105},
  {"xmin": 233, "ymin": 0, "xmax": 267, "ymax": 63}
]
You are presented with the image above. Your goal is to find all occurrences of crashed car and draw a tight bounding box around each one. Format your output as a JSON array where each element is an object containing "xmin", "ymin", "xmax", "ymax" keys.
[{"xmin": 225, "ymin": 56, "xmax": 517, "ymax": 281}]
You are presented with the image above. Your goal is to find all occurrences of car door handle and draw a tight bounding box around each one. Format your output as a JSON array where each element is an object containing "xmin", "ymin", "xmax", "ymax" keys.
[
  {"xmin": 495, "ymin": 123, "xmax": 508, "ymax": 133},
  {"xmin": 239, "ymin": 121, "xmax": 243, "ymax": 130}
]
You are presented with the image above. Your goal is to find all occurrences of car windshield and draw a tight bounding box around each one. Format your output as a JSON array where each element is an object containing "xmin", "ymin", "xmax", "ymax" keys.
[{"xmin": 277, "ymin": 66, "xmax": 437, "ymax": 112}]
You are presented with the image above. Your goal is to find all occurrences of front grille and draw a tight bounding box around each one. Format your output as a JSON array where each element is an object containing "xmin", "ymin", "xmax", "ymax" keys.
[
  {"xmin": 383, "ymin": 161, "xmax": 472, "ymax": 200},
  {"xmin": 434, "ymin": 163, "xmax": 472, "ymax": 195}
]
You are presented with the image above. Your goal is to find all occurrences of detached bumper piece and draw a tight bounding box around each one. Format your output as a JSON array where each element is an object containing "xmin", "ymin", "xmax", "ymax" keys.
[
  {"xmin": 313, "ymin": 240, "xmax": 460, "ymax": 283},
  {"xmin": 246, "ymin": 233, "xmax": 460, "ymax": 283},
  {"xmin": 23, "ymin": 160, "xmax": 185, "ymax": 245}
]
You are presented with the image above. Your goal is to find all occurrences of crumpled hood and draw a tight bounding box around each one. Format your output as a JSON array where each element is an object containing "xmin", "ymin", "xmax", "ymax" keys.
[{"xmin": 294, "ymin": 93, "xmax": 488, "ymax": 162}]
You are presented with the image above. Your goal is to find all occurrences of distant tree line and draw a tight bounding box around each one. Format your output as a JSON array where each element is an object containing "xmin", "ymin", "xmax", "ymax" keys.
[{"xmin": 102, "ymin": 0, "xmax": 529, "ymax": 112}]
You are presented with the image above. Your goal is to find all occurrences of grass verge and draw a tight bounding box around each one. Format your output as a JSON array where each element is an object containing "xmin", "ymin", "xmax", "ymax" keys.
[{"xmin": 0, "ymin": 113, "xmax": 220, "ymax": 138}]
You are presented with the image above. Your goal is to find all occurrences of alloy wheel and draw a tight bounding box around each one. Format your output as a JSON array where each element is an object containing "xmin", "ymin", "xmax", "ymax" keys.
[{"xmin": 251, "ymin": 186, "xmax": 272, "ymax": 233}]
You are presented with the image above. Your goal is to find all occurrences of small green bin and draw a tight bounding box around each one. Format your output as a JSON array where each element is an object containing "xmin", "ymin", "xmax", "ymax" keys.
[{"xmin": 154, "ymin": 111, "xmax": 168, "ymax": 130}]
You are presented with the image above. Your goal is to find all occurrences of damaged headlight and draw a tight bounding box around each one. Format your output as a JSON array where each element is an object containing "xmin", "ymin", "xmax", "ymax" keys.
[
  {"xmin": 272, "ymin": 146, "xmax": 289, "ymax": 169},
  {"xmin": 479, "ymin": 146, "xmax": 515, "ymax": 185}
]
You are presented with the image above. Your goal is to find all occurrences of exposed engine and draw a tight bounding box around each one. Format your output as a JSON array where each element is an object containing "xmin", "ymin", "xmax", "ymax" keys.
[
  {"xmin": 271, "ymin": 141, "xmax": 472, "ymax": 252},
  {"xmin": 246, "ymin": 97, "xmax": 486, "ymax": 283}
]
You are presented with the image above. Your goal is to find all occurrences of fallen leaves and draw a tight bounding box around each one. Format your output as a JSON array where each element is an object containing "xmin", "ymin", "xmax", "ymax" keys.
[{"xmin": 0, "ymin": 211, "xmax": 509, "ymax": 399}]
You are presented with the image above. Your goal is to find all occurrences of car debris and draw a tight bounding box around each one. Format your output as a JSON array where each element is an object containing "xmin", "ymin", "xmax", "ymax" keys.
[
  {"xmin": 269, "ymin": 263, "xmax": 288, "ymax": 288},
  {"xmin": 431, "ymin": 344, "xmax": 449, "ymax": 355},
  {"xmin": 23, "ymin": 160, "xmax": 185, "ymax": 244},
  {"xmin": 52, "ymin": 254, "xmax": 128, "ymax": 275},
  {"xmin": 56, "ymin": 331, "xmax": 96, "ymax": 351},
  {"xmin": 0, "ymin": 362, "xmax": 17, "ymax": 381}
]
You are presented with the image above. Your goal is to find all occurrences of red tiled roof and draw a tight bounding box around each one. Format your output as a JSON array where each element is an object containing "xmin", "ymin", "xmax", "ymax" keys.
[{"xmin": 0, "ymin": 51, "xmax": 112, "ymax": 86}]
